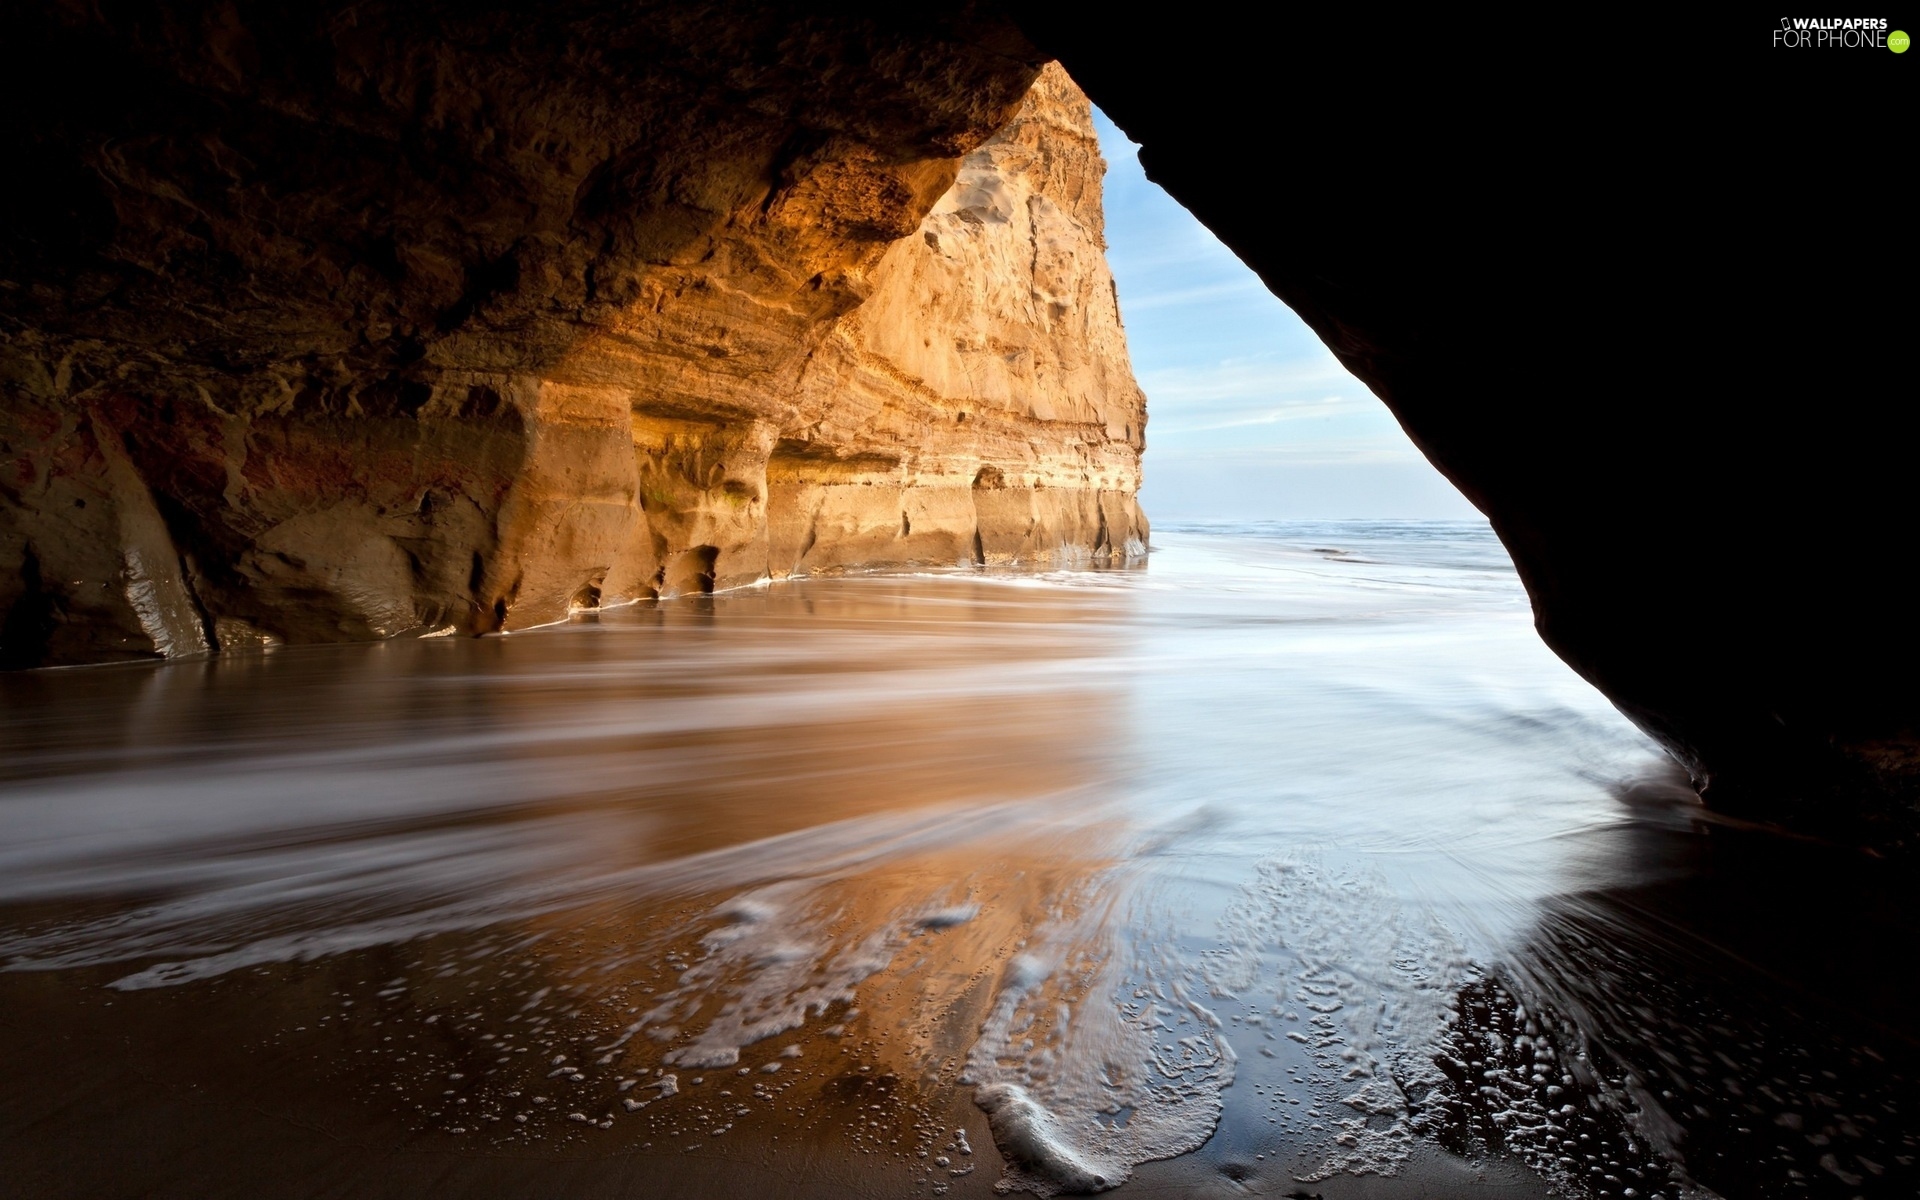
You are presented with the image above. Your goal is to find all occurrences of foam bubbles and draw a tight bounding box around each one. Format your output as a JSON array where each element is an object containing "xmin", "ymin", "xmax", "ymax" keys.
[
  {"xmin": 963, "ymin": 892, "xmax": 1233, "ymax": 1196},
  {"xmin": 975, "ymin": 1084, "xmax": 1118, "ymax": 1194}
]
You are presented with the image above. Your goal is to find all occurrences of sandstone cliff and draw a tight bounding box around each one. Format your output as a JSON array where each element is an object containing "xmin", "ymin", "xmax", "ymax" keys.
[
  {"xmin": 767, "ymin": 64, "xmax": 1145, "ymax": 579},
  {"xmin": 0, "ymin": 10, "xmax": 1141, "ymax": 668}
]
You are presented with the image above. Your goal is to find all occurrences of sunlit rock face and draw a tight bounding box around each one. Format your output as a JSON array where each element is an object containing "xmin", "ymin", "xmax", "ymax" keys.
[
  {"xmin": 768, "ymin": 63, "xmax": 1146, "ymax": 578},
  {"xmin": 2, "ymin": 5, "xmax": 1141, "ymax": 667}
]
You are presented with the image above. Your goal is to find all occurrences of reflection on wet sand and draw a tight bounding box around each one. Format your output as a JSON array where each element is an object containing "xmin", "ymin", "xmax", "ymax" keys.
[
  {"xmin": 3, "ymin": 525, "xmax": 1917, "ymax": 1198},
  {"xmin": 0, "ymin": 575, "xmax": 1197, "ymax": 1198}
]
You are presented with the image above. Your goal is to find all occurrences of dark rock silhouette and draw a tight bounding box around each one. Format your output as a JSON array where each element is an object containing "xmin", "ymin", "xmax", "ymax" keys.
[{"xmin": 1019, "ymin": 11, "xmax": 1916, "ymax": 847}]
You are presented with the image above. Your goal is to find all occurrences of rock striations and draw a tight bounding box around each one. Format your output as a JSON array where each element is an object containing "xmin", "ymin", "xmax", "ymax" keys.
[
  {"xmin": 0, "ymin": 11, "xmax": 1140, "ymax": 669},
  {"xmin": 769, "ymin": 64, "xmax": 1146, "ymax": 580}
]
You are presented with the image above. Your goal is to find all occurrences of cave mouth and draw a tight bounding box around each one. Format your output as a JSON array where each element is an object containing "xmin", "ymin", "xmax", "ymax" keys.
[
  {"xmin": 1087, "ymin": 105, "xmax": 1477, "ymax": 528},
  {"xmin": 0, "ymin": 10, "xmax": 1914, "ymax": 1200}
]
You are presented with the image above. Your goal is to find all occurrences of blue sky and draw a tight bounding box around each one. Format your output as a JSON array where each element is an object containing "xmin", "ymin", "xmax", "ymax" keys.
[{"xmin": 1092, "ymin": 108, "xmax": 1479, "ymax": 522}]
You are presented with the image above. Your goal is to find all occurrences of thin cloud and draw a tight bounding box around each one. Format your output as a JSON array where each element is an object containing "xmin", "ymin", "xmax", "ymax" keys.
[
  {"xmin": 1148, "ymin": 438, "xmax": 1425, "ymax": 467},
  {"xmin": 1153, "ymin": 396, "xmax": 1360, "ymax": 434},
  {"xmin": 1138, "ymin": 351, "xmax": 1355, "ymax": 406},
  {"xmin": 1118, "ymin": 278, "xmax": 1274, "ymax": 313}
]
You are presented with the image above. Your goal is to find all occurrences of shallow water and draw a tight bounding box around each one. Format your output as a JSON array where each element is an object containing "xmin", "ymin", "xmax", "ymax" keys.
[{"xmin": 1, "ymin": 524, "xmax": 1914, "ymax": 1199}]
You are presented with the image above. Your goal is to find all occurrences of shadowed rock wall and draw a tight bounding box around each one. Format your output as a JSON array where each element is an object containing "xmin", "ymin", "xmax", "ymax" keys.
[
  {"xmin": 1, "ymin": 5, "xmax": 1139, "ymax": 666},
  {"xmin": 1015, "ymin": 12, "xmax": 1917, "ymax": 847}
]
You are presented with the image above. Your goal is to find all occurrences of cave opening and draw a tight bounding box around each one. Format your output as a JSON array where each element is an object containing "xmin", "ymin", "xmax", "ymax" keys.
[
  {"xmin": 0, "ymin": 11, "xmax": 1912, "ymax": 1200},
  {"xmin": 1088, "ymin": 106, "xmax": 1476, "ymax": 527}
]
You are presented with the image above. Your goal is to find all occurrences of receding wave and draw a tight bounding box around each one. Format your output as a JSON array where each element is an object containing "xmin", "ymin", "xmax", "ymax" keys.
[{"xmin": 7, "ymin": 526, "xmax": 1904, "ymax": 1198}]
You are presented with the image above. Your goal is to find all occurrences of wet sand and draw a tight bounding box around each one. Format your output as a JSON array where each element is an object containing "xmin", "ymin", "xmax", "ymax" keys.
[{"xmin": 2, "ymin": 525, "xmax": 1913, "ymax": 1198}]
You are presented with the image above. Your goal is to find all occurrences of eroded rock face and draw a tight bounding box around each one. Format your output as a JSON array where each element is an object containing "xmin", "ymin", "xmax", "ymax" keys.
[
  {"xmin": 1, "ymin": 7, "xmax": 1138, "ymax": 665},
  {"xmin": 767, "ymin": 63, "xmax": 1145, "ymax": 578}
]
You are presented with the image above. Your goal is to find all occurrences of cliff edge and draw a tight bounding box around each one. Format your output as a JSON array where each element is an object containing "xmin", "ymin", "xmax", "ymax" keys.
[{"xmin": 1, "ymin": 25, "xmax": 1141, "ymax": 667}]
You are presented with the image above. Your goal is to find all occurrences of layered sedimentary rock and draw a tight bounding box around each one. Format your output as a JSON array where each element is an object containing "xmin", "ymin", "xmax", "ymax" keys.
[
  {"xmin": 1, "ymin": 7, "xmax": 1139, "ymax": 667},
  {"xmin": 767, "ymin": 64, "xmax": 1144, "ymax": 578}
]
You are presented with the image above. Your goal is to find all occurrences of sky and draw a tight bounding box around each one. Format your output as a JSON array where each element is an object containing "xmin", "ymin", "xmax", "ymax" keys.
[{"xmin": 1091, "ymin": 108, "xmax": 1479, "ymax": 523}]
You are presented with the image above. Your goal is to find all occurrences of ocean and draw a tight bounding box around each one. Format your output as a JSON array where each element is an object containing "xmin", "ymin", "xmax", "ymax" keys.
[{"xmin": 0, "ymin": 523, "xmax": 1911, "ymax": 1198}]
